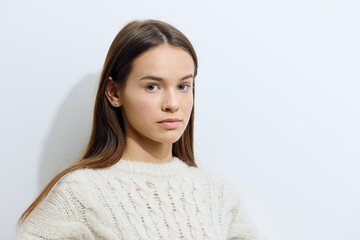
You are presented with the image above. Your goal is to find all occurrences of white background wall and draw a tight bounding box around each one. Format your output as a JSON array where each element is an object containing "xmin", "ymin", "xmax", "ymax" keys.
[{"xmin": 1, "ymin": 0, "xmax": 359, "ymax": 239}]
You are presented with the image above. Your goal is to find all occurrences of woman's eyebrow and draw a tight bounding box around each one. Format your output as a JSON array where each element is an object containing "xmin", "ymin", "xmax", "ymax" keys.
[{"xmin": 140, "ymin": 74, "xmax": 193, "ymax": 81}]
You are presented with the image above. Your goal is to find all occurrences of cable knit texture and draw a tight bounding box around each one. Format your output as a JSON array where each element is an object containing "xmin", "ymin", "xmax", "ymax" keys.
[{"xmin": 16, "ymin": 157, "xmax": 266, "ymax": 240}]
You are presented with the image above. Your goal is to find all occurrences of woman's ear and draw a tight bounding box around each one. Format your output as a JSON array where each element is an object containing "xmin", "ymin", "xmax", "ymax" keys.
[{"xmin": 105, "ymin": 77, "xmax": 122, "ymax": 107}]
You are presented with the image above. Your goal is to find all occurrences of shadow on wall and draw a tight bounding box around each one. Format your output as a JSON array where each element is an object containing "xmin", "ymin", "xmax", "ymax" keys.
[{"xmin": 38, "ymin": 73, "xmax": 100, "ymax": 191}]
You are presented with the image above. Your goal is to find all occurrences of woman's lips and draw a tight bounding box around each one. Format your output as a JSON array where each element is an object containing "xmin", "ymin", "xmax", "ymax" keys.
[{"xmin": 157, "ymin": 120, "xmax": 181, "ymax": 129}]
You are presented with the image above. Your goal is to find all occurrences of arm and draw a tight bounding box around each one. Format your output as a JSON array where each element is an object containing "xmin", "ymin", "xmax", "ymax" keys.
[
  {"xmin": 227, "ymin": 194, "xmax": 266, "ymax": 240},
  {"xmin": 15, "ymin": 175, "xmax": 95, "ymax": 240}
]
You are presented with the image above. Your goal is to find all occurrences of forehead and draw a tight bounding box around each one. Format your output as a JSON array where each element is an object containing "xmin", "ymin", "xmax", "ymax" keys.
[{"xmin": 130, "ymin": 44, "xmax": 194, "ymax": 78}]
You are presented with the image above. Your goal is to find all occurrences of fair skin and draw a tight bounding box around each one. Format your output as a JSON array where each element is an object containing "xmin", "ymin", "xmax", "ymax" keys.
[{"xmin": 105, "ymin": 44, "xmax": 195, "ymax": 164}]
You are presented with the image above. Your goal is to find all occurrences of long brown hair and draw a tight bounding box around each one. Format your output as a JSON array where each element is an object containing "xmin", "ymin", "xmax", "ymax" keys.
[{"xmin": 18, "ymin": 19, "xmax": 198, "ymax": 226}]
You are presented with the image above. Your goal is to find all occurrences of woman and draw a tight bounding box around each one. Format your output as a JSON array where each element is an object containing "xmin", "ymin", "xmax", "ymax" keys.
[{"xmin": 16, "ymin": 19, "xmax": 265, "ymax": 239}]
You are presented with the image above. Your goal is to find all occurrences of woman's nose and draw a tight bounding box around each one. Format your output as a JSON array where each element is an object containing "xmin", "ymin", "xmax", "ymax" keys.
[{"xmin": 161, "ymin": 89, "xmax": 179, "ymax": 112}]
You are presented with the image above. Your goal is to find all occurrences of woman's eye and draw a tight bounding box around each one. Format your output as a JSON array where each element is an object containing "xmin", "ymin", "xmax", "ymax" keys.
[
  {"xmin": 146, "ymin": 84, "xmax": 159, "ymax": 92},
  {"xmin": 178, "ymin": 84, "xmax": 190, "ymax": 91}
]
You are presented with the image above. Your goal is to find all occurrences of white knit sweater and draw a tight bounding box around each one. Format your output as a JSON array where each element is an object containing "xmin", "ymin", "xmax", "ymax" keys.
[{"xmin": 16, "ymin": 157, "xmax": 265, "ymax": 240}]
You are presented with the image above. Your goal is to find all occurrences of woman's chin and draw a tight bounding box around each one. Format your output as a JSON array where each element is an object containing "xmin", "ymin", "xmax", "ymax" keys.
[{"xmin": 153, "ymin": 133, "xmax": 183, "ymax": 145}]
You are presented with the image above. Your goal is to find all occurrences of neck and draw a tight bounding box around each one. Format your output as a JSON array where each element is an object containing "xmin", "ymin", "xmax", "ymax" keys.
[{"xmin": 122, "ymin": 135, "xmax": 173, "ymax": 164}]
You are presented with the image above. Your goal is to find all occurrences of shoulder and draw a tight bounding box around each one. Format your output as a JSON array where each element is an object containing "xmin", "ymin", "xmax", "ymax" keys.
[
  {"xmin": 41, "ymin": 167, "xmax": 112, "ymax": 204},
  {"xmin": 53, "ymin": 168, "xmax": 95, "ymax": 191},
  {"xmin": 189, "ymin": 166, "xmax": 239, "ymax": 204},
  {"xmin": 192, "ymin": 166, "xmax": 237, "ymax": 190},
  {"xmin": 56, "ymin": 166, "xmax": 116, "ymax": 188}
]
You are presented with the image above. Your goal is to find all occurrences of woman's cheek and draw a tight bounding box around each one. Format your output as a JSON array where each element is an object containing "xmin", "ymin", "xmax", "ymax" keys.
[
  {"xmin": 137, "ymin": 100, "xmax": 153, "ymax": 117},
  {"xmin": 185, "ymin": 97, "xmax": 194, "ymax": 114}
]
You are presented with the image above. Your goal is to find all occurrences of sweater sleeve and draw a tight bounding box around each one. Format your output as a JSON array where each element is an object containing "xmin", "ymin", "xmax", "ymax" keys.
[
  {"xmin": 227, "ymin": 193, "xmax": 267, "ymax": 240},
  {"xmin": 207, "ymin": 171, "xmax": 266, "ymax": 240},
  {"xmin": 15, "ymin": 173, "xmax": 95, "ymax": 240}
]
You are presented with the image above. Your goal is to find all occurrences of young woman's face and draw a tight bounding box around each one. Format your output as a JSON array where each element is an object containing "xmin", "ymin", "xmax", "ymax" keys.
[{"xmin": 119, "ymin": 44, "xmax": 194, "ymax": 144}]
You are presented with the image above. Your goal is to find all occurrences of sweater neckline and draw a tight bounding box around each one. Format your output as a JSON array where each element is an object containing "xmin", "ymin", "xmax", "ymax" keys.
[{"xmin": 110, "ymin": 156, "xmax": 189, "ymax": 178}]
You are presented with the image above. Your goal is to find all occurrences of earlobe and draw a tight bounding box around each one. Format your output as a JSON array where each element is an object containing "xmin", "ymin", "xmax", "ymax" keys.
[{"xmin": 105, "ymin": 76, "xmax": 122, "ymax": 107}]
